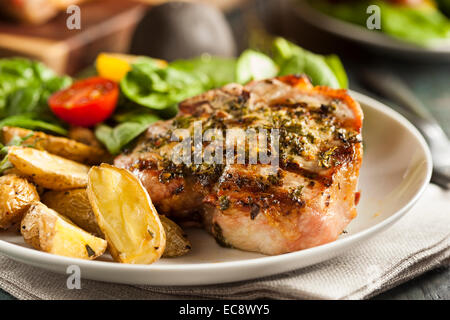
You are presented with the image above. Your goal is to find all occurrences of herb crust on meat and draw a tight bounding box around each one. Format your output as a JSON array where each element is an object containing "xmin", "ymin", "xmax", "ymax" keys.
[{"xmin": 115, "ymin": 75, "xmax": 363, "ymax": 255}]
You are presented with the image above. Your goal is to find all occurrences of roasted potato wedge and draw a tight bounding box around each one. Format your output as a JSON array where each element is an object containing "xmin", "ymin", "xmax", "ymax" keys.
[
  {"xmin": 160, "ymin": 215, "xmax": 191, "ymax": 258},
  {"xmin": 87, "ymin": 164, "xmax": 165, "ymax": 264},
  {"xmin": 8, "ymin": 147, "xmax": 89, "ymax": 190},
  {"xmin": 41, "ymin": 189, "xmax": 103, "ymax": 237},
  {"xmin": 1, "ymin": 126, "xmax": 109, "ymax": 165},
  {"xmin": 21, "ymin": 202, "xmax": 107, "ymax": 259},
  {"xmin": 0, "ymin": 174, "xmax": 40, "ymax": 229},
  {"xmin": 43, "ymin": 189, "xmax": 190, "ymax": 257}
]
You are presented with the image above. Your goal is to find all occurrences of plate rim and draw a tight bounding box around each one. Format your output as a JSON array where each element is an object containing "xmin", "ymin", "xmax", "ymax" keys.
[
  {"xmin": 0, "ymin": 91, "xmax": 433, "ymax": 275},
  {"xmin": 293, "ymin": 0, "xmax": 450, "ymax": 55}
]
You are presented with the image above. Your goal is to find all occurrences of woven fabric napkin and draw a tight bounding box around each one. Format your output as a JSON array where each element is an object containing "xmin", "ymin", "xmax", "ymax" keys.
[{"xmin": 0, "ymin": 184, "xmax": 449, "ymax": 300}]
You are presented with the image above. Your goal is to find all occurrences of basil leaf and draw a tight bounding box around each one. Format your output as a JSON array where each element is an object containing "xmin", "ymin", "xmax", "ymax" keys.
[
  {"xmin": 95, "ymin": 113, "xmax": 160, "ymax": 154},
  {"xmin": 235, "ymin": 50, "xmax": 278, "ymax": 84}
]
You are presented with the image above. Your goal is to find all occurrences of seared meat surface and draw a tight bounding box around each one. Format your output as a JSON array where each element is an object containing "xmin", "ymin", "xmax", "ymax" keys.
[{"xmin": 115, "ymin": 75, "xmax": 363, "ymax": 255}]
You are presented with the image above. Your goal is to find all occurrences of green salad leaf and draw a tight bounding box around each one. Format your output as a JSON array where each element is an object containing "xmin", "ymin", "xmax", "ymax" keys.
[
  {"xmin": 0, "ymin": 131, "xmax": 35, "ymax": 174},
  {"xmin": 309, "ymin": 0, "xmax": 450, "ymax": 47},
  {"xmin": 120, "ymin": 58, "xmax": 206, "ymax": 111},
  {"xmin": 170, "ymin": 55, "xmax": 236, "ymax": 88},
  {"xmin": 0, "ymin": 115, "xmax": 68, "ymax": 135},
  {"xmin": 106, "ymin": 38, "xmax": 348, "ymax": 154},
  {"xmin": 273, "ymin": 37, "xmax": 346, "ymax": 89},
  {"xmin": 235, "ymin": 50, "xmax": 278, "ymax": 84},
  {"xmin": 95, "ymin": 112, "xmax": 159, "ymax": 155},
  {"xmin": 0, "ymin": 58, "xmax": 71, "ymax": 134},
  {"xmin": 0, "ymin": 38, "xmax": 349, "ymax": 155},
  {"xmin": 324, "ymin": 54, "xmax": 348, "ymax": 89}
]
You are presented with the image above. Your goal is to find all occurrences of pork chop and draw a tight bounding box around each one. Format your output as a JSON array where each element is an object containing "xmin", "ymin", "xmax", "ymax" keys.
[{"xmin": 115, "ymin": 75, "xmax": 363, "ymax": 255}]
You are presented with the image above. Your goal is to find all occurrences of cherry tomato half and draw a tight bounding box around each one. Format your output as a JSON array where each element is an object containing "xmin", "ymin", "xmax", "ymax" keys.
[{"xmin": 48, "ymin": 77, "xmax": 119, "ymax": 127}]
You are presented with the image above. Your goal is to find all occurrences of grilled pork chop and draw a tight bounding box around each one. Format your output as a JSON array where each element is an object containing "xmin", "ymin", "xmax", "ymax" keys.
[{"xmin": 115, "ymin": 75, "xmax": 363, "ymax": 255}]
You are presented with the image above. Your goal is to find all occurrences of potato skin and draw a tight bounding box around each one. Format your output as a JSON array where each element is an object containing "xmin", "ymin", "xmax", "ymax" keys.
[
  {"xmin": 0, "ymin": 174, "xmax": 40, "ymax": 230},
  {"xmin": 87, "ymin": 164, "xmax": 166, "ymax": 264},
  {"xmin": 21, "ymin": 202, "xmax": 107, "ymax": 259},
  {"xmin": 1, "ymin": 126, "xmax": 109, "ymax": 165},
  {"xmin": 160, "ymin": 215, "xmax": 191, "ymax": 258},
  {"xmin": 42, "ymin": 189, "xmax": 190, "ymax": 256},
  {"xmin": 42, "ymin": 189, "xmax": 103, "ymax": 237},
  {"xmin": 8, "ymin": 146, "xmax": 89, "ymax": 190},
  {"xmin": 20, "ymin": 202, "xmax": 44, "ymax": 249}
]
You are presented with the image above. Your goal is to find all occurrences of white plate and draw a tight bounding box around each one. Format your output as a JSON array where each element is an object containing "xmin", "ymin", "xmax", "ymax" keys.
[
  {"xmin": 0, "ymin": 92, "xmax": 432, "ymax": 286},
  {"xmin": 294, "ymin": 0, "xmax": 450, "ymax": 62}
]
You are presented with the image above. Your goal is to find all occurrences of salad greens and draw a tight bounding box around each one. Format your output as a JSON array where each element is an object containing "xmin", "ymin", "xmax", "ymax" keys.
[
  {"xmin": 97, "ymin": 38, "xmax": 348, "ymax": 154},
  {"xmin": 273, "ymin": 38, "xmax": 347, "ymax": 89},
  {"xmin": 95, "ymin": 113, "xmax": 159, "ymax": 155},
  {"xmin": 309, "ymin": 0, "xmax": 450, "ymax": 47},
  {"xmin": 0, "ymin": 131, "xmax": 34, "ymax": 174},
  {"xmin": 235, "ymin": 50, "xmax": 278, "ymax": 84},
  {"xmin": 0, "ymin": 37, "xmax": 349, "ymax": 155},
  {"xmin": 170, "ymin": 55, "xmax": 236, "ymax": 88},
  {"xmin": 0, "ymin": 58, "xmax": 71, "ymax": 134},
  {"xmin": 120, "ymin": 58, "xmax": 206, "ymax": 110}
]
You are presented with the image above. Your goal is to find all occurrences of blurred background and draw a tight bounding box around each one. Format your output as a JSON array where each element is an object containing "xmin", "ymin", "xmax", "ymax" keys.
[{"xmin": 0, "ymin": 0, "xmax": 448, "ymax": 150}]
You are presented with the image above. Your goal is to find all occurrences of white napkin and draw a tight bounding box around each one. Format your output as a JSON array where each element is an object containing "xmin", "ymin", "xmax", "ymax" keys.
[{"xmin": 0, "ymin": 184, "xmax": 448, "ymax": 300}]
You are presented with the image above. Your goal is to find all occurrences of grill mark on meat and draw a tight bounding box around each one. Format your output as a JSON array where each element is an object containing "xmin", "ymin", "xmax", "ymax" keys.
[
  {"xmin": 281, "ymin": 161, "xmax": 333, "ymax": 187},
  {"xmin": 114, "ymin": 75, "xmax": 363, "ymax": 255}
]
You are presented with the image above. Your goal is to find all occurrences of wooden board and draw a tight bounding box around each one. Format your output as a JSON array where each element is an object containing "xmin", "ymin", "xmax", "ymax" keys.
[{"xmin": 0, "ymin": 0, "xmax": 147, "ymax": 75}]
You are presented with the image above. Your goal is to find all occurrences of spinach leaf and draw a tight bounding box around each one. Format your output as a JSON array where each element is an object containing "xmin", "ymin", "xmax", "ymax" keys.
[
  {"xmin": 235, "ymin": 50, "xmax": 278, "ymax": 84},
  {"xmin": 120, "ymin": 59, "xmax": 206, "ymax": 111},
  {"xmin": 273, "ymin": 37, "xmax": 344, "ymax": 89},
  {"xmin": 0, "ymin": 130, "xmax": 35, "ymax": 174},
  {"xmin": 95, "ymin": 112, "xmax": 160, "ymax": 154},
  {"xmin": 171, "ymin": 55, "xmax": 236, "ymax": 88},
  {"xmin": 0, "ymin": 115, "xmax": 67, "ymax": 135},
  {"xmin": 379, "ymin": 2, "xmax": 450, "ymax": 46},
  {"xmin": 0, "ymin": 58, "xmax": 71, "ymax": 135},
  {"xmin": 309, "ymin": 0, "xmax": 450, "ymax": 47},
  {"xmin": 324, "ymin": 54, "xmax": 348, "ymax": 89},
  {"xmin": 6, "ymin": 85, "xmax": 42, "ymax": 116}
]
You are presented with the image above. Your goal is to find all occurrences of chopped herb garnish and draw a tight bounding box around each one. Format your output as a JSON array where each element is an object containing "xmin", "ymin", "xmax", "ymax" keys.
[
  {"xmin": 318, "ymin": 146, "xmax": 338, "ymax": 168},
  {"xmin": 290, "ymin": 185, "xmax": 305, "ymax": 205}
]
